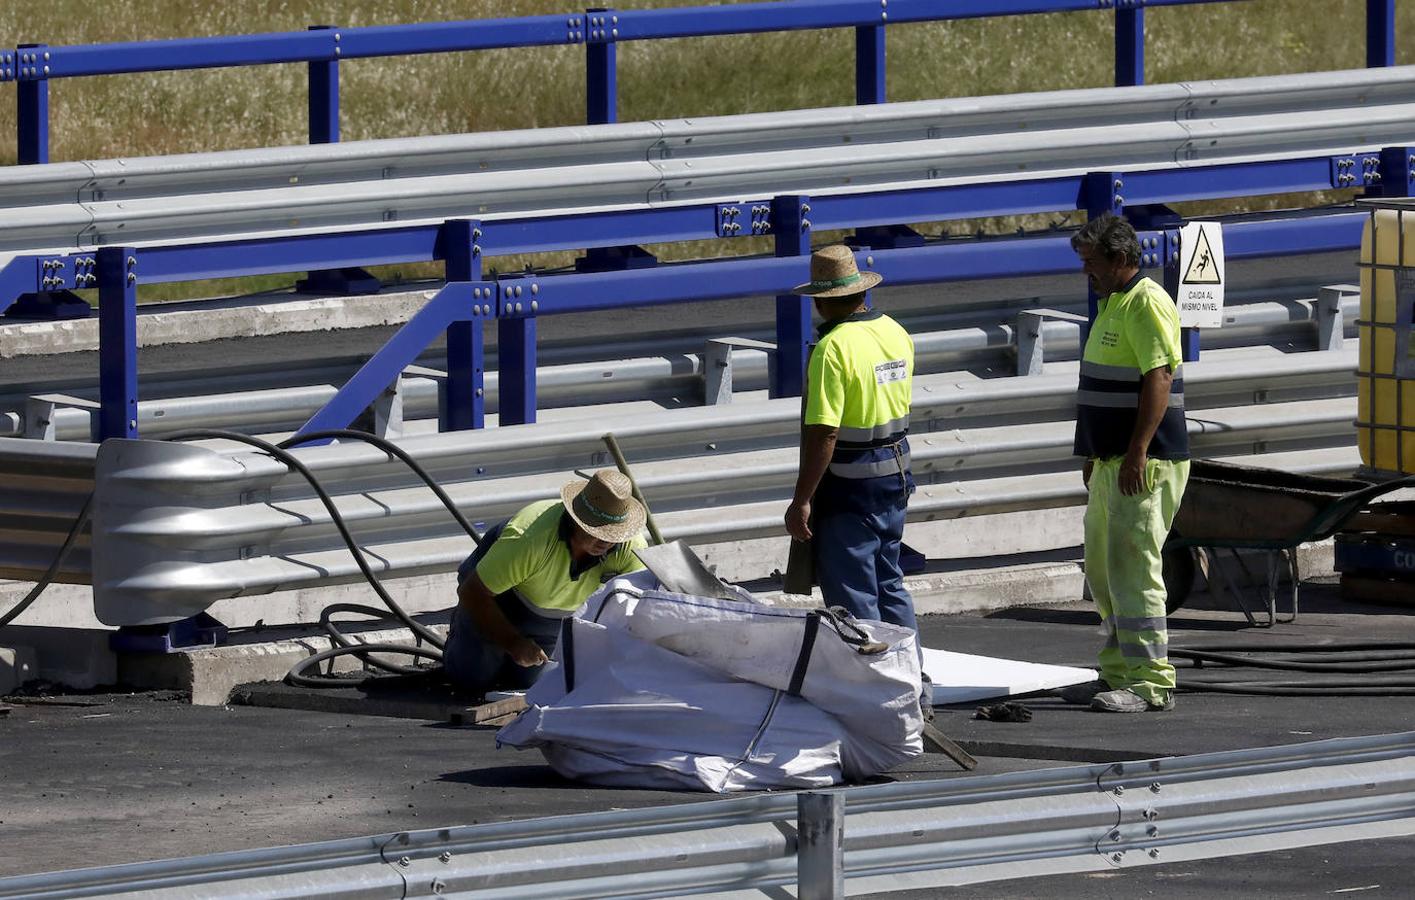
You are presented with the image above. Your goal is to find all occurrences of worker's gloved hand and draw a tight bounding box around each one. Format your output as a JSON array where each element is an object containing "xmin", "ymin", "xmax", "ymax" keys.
[
  {"xmin": 973, "ymin": 701, "xmax": 1033, "ymax": 723},
  {"xmin": 510, "ymin": 638, "xmax": 549, "ymax": 668}
]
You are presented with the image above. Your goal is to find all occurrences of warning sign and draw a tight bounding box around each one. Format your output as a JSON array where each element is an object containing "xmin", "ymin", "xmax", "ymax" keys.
[{"xmin": 1177, "ymin": 222, "xmax": 1225, "ymax": 329}]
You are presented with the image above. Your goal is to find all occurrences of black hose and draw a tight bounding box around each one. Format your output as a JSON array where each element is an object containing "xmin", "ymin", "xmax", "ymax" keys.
[{"xmin": 1172, "ymin": 641, "xmax": 1415, "ymax": 696}]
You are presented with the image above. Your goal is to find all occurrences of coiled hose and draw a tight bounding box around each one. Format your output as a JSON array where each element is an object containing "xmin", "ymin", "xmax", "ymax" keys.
[{"xmin": 1173, "ymin": 641, "xmax": 1415, "ymax": 696}]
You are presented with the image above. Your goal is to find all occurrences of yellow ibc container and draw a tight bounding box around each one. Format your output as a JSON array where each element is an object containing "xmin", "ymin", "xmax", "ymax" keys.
[{"xmin": 1356, "ymin": 201, "xmax": 1415, "ymax": 475}]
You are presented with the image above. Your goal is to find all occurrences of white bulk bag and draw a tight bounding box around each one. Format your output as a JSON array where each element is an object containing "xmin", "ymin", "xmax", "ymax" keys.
[
  {"xmin": 583, "ymin": 570, "xmax": 924, "ymax": 778},
  {"xmin": 495, "ymin": 616, "xmax": 845, "ymax": 792}
]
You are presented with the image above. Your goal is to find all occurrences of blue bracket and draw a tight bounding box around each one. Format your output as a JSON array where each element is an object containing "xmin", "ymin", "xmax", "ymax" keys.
[
  {"xmin": 851, "ymin": 224, "xmax": 925, "ymax": 250},
  {"xmin": 714, "ymin": 203, "xmax": 773, "ymax": 238},
  {"xmin": 295, "ymin": 266, "xmax": 382, "ymax": 295},
  {"xmin": 0, "ymin": 49, "xmax": 14, "ymax": 82},
  {"xmin": 98, "ymin": 248, "xmax": 139, "ymax": 441},
  {"xmin": 296, "ymin": 279, "xmax": 495, "ymax": 439},
  {"xmin": 585, "ymin": 7, "xmax": 617, "ymax": 125},
  {"xmin": 16, "ymin": 43, "xmax": 49, "ymax": 164},
  {"xmin": 5, "ymin": 253, "xmax": 91, "ymax": 319},
  {"xmin": 1330, "ymin": 152, "xmax": 1384, "ymax": 189},
  {"xmin": 111, "ymin": 612, "xmax": 228, "ymax": 654},
  {"xmin": 497, "ymin": 275, "xmax": 539, "ymax": 426},
  {"xmin": 771, "ymin": 194, "xmax": 812, "ymax": 400},
  {"xmin": 1081, "ymin": 171, "xmax": 1125, "ymax": 219},
  {"xmin": 6, "ymin": 291, "xmax": 91, "ymax": 320},
  {"xmin": 575, "ymin": 245, "xmax": 659, "ymax": 271}
]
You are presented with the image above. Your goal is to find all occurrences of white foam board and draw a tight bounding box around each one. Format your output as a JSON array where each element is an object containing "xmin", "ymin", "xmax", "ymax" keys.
[{"xmin": 922, "ymin": 647, "xmax": 1096, "ymax": 706}]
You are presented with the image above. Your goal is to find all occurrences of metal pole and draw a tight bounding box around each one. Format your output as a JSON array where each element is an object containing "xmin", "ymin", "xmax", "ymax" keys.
[
  {"xmin": 586, "ymin": 7, "xmax": 618, "ymax": 124},
  {"xmin": 98, "ymin": 248, "xmax": 139, "ymax": 440},
  {"xmin": 771, "ymin": 195, "xmax": 812, "ymax": 399},
  {"xmin": 797, "ymin": 791, "xmax": 844, "ymax": 900},
  {"xmin": 308, "ymin": 25, "xmax": 340, "ymax": 144},
  {"xmin": 1367, "ymin": 0, "xmax": 1396, "ymax": 68},
  {"xmin": 17, "ymin": 43, "xmax": 49, "ymax": 165},
  {"xmin": 444, "ymin": 219, "xmax": 485, "ymax": 431},
  {"xmin": 601, "ymin": 432, "xmax": 664, "ymax": 545},
  {"xmin": 855, "ymin": 25, "xmax": 886, "ymax": 105},
  {"xmin": 1115, "ymin": 6, "xmax": 1144, "ymax": 87}
]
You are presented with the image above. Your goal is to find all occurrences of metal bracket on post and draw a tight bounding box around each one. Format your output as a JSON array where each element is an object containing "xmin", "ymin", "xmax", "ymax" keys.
[
  {"xmin": 714, "ymin": 204, "xmax": 772, "ymax": 238},
  {"xmin": 704, "ymin": 337, "xmax": 776, "ymax": 405},
  {"xmin": 97, "ymin": 247, "xmax": 139, "ymax": 441},
  {"xmin": 1080, "ymin": 172, "xmax": 1124, "ymax": 323},
  {"xmin": 851, "ymin": 224, "xmax": 924, "ymax": 250},
  {"xmin": 294, "ymin": 267, "xmax": 381, "ymax": 296},
  {"xmin": 797, "ymin": 791, "xmax": 845, "ymax": 899},
  {"xmin": 349, "ymin": 376, "xmax": 405, "ymax": 439},
  {"xmin": 1377, "ymin": 146, "xmax": 1414, "ymax": 198},
  {"xmin": 308, "ymin": 25, "xmax": 340, "ymax": 144},
  {"xmin": 771, "ymin": 194, "xmax": 812, "ymax": 400},
  {"xmin": 111, "ymin": 612, "xmax": 229, "ymax": 654},
  {"xmin": 443, "ymin": 219, "xmax": 486, "ymax": 432},
  {"xmin": 16, "ymin": 43, "xmax": 49, "ymax": 165},
  {"xmin": 585, "ymin": 7, "xmax": 618, "ymax": 125},
  {"xmin": 1016, "ymin": 309, "xmax": 1088, "ymax": 377},
  {"xmin": 498, "ymin": 275, "xmax": 539, "ymax": 426},
  {"xmin": 24, "ymin": 393, "xmax": 100, "ymax": 441},
  {"xmin": 575, "ymin": 245, "xmax": 658, "ymax": 271},
  {"xmin": 1317, "ymin": 284, "xmax": 1356, "ymax": 352}
]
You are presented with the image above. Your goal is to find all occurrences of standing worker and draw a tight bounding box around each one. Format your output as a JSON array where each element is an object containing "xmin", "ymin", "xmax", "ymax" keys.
[
  {"xmin": 1063, "ymin": 214, "xmax": 1190, "ymax": 713},
  {"xmin": 445, "ymin": 470, "xmax": 648, "ymax": 695},
  {"xmin": 783, "ymin": 245, "xmax": 927, "ymax": 701}
]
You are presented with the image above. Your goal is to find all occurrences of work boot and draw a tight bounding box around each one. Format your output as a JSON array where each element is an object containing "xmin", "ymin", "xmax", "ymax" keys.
[
  {"xmin": 1056, "ymin": 679, "xmax": 1109, "ymax": 706},
  {"xmin": 1091, "ymin": 688, "xmax": 1174, "ymax": 713}
]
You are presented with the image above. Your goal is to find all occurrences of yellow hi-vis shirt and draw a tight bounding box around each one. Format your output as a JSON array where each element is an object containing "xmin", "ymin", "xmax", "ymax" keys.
[
  {"xmin": 804, "ymin": 309, "xmax": 914, "ymax": 444},
  {"xmin": 473, "ymin": 499, "xmax": 646, "ymax": 616}
]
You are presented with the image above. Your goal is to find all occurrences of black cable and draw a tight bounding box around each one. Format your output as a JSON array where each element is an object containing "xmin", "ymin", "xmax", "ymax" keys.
[{"xmin": 1171, "ymin": 641, "xmax": 1415, "ymax": 696}]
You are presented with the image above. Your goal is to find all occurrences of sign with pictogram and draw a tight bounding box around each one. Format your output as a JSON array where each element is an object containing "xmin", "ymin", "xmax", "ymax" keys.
[{"xmin": 1177, "ymin": 222, "xmax": 1225, "ymax": 328}]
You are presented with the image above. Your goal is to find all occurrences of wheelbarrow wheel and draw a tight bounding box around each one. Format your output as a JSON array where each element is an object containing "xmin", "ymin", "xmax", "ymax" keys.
[{"xmin": 1162, "ymin": 542, "xmax": 1197, "ymax": 615}]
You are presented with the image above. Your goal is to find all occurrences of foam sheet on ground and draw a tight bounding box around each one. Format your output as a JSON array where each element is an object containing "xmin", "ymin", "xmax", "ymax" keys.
[{"xmin": 923, "ymin": 647, "xmax": 1096, "ymax": 705}]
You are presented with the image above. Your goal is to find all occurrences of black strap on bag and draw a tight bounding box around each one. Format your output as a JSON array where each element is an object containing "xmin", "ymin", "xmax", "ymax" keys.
[
  {"xmin": 787, "ymin": 612, "xmax": 822, "ymax": 696},
  {"xmin": 559, "ymin": 617, "xmax": 576, "ymax": 693}
]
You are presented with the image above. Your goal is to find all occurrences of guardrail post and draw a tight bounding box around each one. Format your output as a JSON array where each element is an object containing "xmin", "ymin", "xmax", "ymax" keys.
[
  {"xmin": 17, "ymin": 43, "xmax": 49, "ymax": 164},
  {"xmin": 1317, "ymin": 285, "xmax": 1355, "ymax": 352},
  {"xmin": 1080, "ymin": 172, "xmax": 1124, "ymax": 322},
  {"xmin": 797, "ymin": 791, "xmax": 844, "ymax": 899},
  {"xmin": 1377, "ymin": 146, "xmax": 1413, "ymax": 198},
  {"xmin": 1367, "ymin": 0, "xmax": 1395, "ymax": 67},
  {"xmin": 443, "ymin": 219, "xmax": 485, "ymax": 431},
  {"xmin": 97, "ymin": 248, "xmax": 139, "ymax": 441},
  {"xmin": 855, "ymin": 25, "xmax": 886, "ymax": 104},
  {"xmin": 586, "ymin": 7, "xmax": 617, "ymax": 125},
  {"xmin": 771, "ymin": 195, "xmax": 812, "ymax": 399},
  {"xmin": 498, "ymin": 277, "xmax": 538, "ymax": 426},
  {"xmin": 1114, "ymin": 4, "xmax": 1144, "ymax": 87},
  {"xmin": 308, "ymin": 25, "xmax": 340, "ymax": 144}
]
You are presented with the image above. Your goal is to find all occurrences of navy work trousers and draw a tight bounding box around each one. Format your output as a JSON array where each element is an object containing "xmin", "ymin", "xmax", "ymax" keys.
[{"xmin": 812, "ymin": 500, "xmax": 917, "ymax": 633}]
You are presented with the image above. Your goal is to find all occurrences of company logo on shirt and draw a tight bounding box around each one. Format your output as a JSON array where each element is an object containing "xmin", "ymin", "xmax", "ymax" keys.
[
  {"xmin": 1100, "ymin": 331, "xmax": 1119, "ymax": 348},
  {"xmin": 875, "ymin": 359, "xmax": 907, "ymax": 384}
]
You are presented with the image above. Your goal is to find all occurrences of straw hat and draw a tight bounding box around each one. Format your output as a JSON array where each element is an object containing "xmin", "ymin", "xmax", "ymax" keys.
[
  {"xmin": 560, "ymin": 469, "xmax": 647, "ymax": 544},
  {"xmin": 791, "ymin": 244, "xmax": 883, "ymax": 298}
]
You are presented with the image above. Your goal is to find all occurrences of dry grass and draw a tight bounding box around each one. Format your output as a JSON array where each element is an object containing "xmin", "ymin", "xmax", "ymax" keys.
[{"xmin": 0, "ymin": 0, "xmax": 1410, "ymax": 300}]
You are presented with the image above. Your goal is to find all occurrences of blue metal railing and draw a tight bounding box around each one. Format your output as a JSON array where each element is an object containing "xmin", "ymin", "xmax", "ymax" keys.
[{"xmin": 3, "ymin": 0, "xmax": 1398, "ymax": 163}]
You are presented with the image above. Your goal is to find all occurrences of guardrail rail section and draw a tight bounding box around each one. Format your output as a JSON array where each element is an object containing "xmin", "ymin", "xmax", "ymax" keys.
[{"xmin": 0, "ymin": 66, "xmax": 1410, "ymax": 440}]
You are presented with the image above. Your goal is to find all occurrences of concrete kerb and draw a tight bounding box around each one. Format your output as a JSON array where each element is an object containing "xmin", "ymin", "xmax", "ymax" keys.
[{"xmin": 0, "ymin": 286, "xmax": 434, "ymax": 359}]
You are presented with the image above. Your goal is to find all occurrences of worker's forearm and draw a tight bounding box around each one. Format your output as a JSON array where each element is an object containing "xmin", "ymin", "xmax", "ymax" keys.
[
  {"xmin": 1127, "ymin": 368, "xmax": 1173, "ymax": 457},
  {"xmin": 458, "ymin": 578, "xmax": 524, "ymax": 652},
  {"xmin": 793, "ymin": 425, "xmax": 838, "ymax": 504}
]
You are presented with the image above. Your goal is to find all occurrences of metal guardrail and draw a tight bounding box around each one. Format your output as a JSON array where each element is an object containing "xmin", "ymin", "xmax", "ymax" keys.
[
  {"xmin": 2, "ymin": 67, "xmax": 1412, "ymax": 258},
  {"xmin": 0, "ymin": 436, "xmax": 95, "ymax": 584},
  {"xmin": 3, "ymin": 731, "xmax": 1411, "ymax": 898},
  {"xmin": 82, "ymin": 348, "xmax": 1358, "ymax": 625},
  {"xmin": 5, "ymin": 1, "xmax": 1386, "ymax": 165}
]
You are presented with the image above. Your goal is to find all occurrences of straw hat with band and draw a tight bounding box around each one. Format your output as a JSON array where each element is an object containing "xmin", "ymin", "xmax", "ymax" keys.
[
  {"xmin": 560, "ymin": 469, "xmax": 647, "ymax": 544},
  {"xmin": 791, "ymin": 244, "xmax": 883, "ymax": 299}
]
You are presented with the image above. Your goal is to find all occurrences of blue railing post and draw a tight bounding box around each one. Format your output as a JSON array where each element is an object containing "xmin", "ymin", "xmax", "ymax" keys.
[
  {"xmin": 98, "ymin": 248, "xmax": 139, "ymax": 441},
  {"xmin": 17, "ymin": 43, "xmax": 50, "ymax": 164},
  {"xmin": 443, "ymin": 219, "xmax": 485, "ymax": 431},
  {"xmin": 1377, "ymin": 146, "xmax": 1414, "ymax": 198},
  {"xmin": 586, "ymin": 7, "xmax": 618, "ymax": 125},
  {"xmin": 855, "ymin": 25, "xmax": 886, "ymax": 104},
  {"xmin": 308, "ymin": 25, "xmax": 340, "ymax": 144},
  {"xmin": 1367, "ymin": 0, "xmax": 1396, "ymax": 67},
  {"xmin": 497, "ymin": 278, "xmax": 538, "ymax": 426},
  {"xmin": 771, "ymin": 195, "xmax": 813, "ymax": 399},
  {"xmin": 1115, "ymin": 4, "xmax": 1144, "ymax": 86},
  {"xmin": 1080, "ymin": 172, "xmax": 1124, "ymax": 322}
]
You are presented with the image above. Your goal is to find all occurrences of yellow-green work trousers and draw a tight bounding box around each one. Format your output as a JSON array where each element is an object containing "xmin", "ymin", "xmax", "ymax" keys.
[{"xmin": 1083, "ymin": 456, "xmax": 1190, "ymax": 706}]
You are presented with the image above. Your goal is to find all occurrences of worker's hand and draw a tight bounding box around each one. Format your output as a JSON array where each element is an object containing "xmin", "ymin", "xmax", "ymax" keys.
[
  {"xmin": 1118, "ymin": 450, "xmax": 1148, "ymax": 496},
  {"xmin": 785, "ymin": 499, "xmax": 813, "ymax": 542},
  {"xmin": 509, "ymin": 638, "xmax": 549, "ymax": 668},
  {"xmin": 1082, "ymin": 459, "xmax": 1094, "ymax": 490}
]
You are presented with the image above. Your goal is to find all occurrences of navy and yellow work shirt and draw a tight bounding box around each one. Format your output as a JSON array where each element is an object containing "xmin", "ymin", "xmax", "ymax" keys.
[
  {"xmin": 805, "ymin": 308, "xmax": 916, "ymax": 514},
  {"xmin": 1074, "ymin": 273, "xmax": 1189, "ymax": 461},
  {"xmin": 458, "ymin": 499, "xmax": 646, "ymax": 618}
]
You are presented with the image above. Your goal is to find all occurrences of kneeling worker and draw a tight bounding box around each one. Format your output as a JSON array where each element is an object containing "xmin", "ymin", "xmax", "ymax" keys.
[{"xmin": 444, "ymin": 469, "xmax": 648, "ymax": 694}]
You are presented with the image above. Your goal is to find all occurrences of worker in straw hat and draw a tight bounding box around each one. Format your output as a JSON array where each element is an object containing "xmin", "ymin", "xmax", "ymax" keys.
[
  {"xmin": 784, "ymin": 245, "xmax": 927, "ymax": 703},
  {"xmin": 444, "ymin": 469, "xmax": 648, "ymax": 694}
]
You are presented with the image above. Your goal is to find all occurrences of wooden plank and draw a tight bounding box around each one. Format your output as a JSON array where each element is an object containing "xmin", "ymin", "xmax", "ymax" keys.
[
  {"xmin": 922, "ymin": 722, "xmax": 978, "ymax": 771},
  {"xmin": 449, "ymin": 695, "xmax": 528, "ymax": 726}
]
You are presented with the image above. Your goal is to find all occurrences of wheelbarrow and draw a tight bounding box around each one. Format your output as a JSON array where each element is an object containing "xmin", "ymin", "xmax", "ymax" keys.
[{"xmin": 1162, "ymin": 460, "xmax": 1415, "ymax": 626}]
